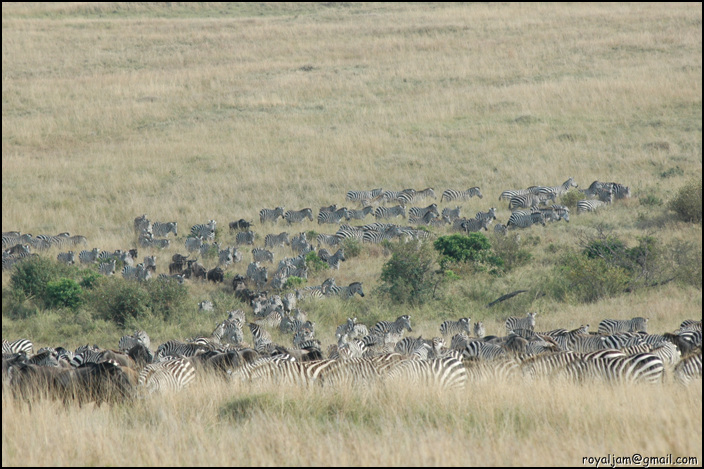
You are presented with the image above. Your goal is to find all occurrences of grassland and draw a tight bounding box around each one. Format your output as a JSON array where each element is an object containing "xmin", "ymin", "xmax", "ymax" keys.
[{"xmin": 2, "ymin": 2, "xmax": 702, "ymax": 466}]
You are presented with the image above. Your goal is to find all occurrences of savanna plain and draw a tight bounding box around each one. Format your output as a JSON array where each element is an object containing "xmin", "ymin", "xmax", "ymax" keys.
[{"xmin": 2, "ymin": 2, "xmax": 702, "ymax": 466}]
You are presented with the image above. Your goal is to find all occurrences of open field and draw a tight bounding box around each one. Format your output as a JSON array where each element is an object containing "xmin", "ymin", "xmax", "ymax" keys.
[{"xmin": 2, "ymin": 2, "xmax": 702, "ymax": 466}]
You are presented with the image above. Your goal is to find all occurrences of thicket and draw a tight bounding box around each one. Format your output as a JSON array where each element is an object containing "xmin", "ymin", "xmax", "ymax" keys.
[
  {"xmin": 378, "ymin": 240, "xmax": 442, "ymax": 306},
  {"xmin": 669, "ymin": 178, "xmax": 702, "ymax": 223}
]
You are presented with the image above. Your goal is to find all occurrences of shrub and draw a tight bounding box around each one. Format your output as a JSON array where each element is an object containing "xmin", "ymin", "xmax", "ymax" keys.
[
  {"xmin": 433, "ymin": 233, "xmax": 504, "ymax": 273},
  {"xmin": 378, "ymin": 240, "xmax": 441, "ymax": 305},
  {"xmin": 283, "ymin": 276, "xmax": 306, "ymax": 290},
  {"xmin": 550, "ymin": 251, "xmax": 631, "ymax": 303},
  {"xmin": 10, "ymin": 256, "xmax": 73, "ymax": 301},
  {"xmin": 305, "ymin": 251, "xmax": 329, "ymax": 274},
  {"xmin": 80, "ymin": 272, "xmax": 103, "ymax": 289},
  {"xmin": 668, "ymin": 178, "xmax": 702, "ymax": 223},
  {"xmin": 145, "ymin": 277, "xmax": 190, "ymax": 321},
  {"xmin": 44, "ymin": 278, "xmax": 83, "ymax": 310},
  {"xmin": 490, "ymin": 232, "xmax": 533, "ymax": 272},
  {"xmin": 341, "ymin": 238, "xmax": 362, "ymax": 259},
  {"xmin": 639, "ymin": 194, "xmax": 663, "ymax": 207},
  {"xmin": 560, "ymin": 190, "xmax": 585, "ymax": 209},
  {"xmin": 88, "ymin": 279, "xmax": 151, "ymax": 327}
]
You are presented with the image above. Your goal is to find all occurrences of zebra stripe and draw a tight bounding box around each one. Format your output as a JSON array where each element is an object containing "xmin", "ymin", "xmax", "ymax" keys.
[
  {"xmin": 235, "ymin": 230, "xmax": 256, "ymax": 246},
  {"xmin": 505, "ymin": 312, "xmax": 537, "ymax": 333},
  {"xmin": 138, "ymin": 357, "xmax": 196, "ymax": 394},
  {"xmin": 98, "ymin": 259, "xmax": 117, "ymax": 276},
  {"xmin": 408, "ymin": 204, "xmax": 439, "ymax": 219},
  {"xmin": 506, "ymin": 210, "xmax": 546, "ymax": 229},
  {"xmin": 344, "ymin": 205, "xmax": 374, "ymax": 221},
  {"xmin": 156, "ymin": 340, "xmax": 211, "ymax": 360},
  {"xmin": 248, "ymin": 323, "xmax": 273, "ymax": 353},
  {"xmin": 576, "ymin": 198, "xmax": 610, "ymax": 213},
  {"xmin": 371, "ymin": 315, "xmax": 412, "ymax": 344},
  {"xmin": 441, "ymin": 187, "xmax": 483, "ymax": 202},
  {"xmin": 283, "ymin": 208, "xmax": 313, "ymax": 224},
  {"xmin": 457, "ymin": 217, "xmax": 490, "ymax": 233},
  {"xmin": 462, "ymin": 341, "xmax": 508, "ymax": 361},
  {"xmin": 567, "ymin": 352, "xmax": 664, "ymax": 384},
  {"xmin": 473, "ymin": 321, "xmax": 486, "ymax": 339},
  {"xmin": 318, "ymin": 207, "xmax": 349, "ymax": 225},
  {"xmin": 498, "ymin": 186, "xmax": 542, "ymax": 201},
  {"xmin": 152, "ymin": 221, "xmax": 178, "ymax": 237},
  {"xmin": 2, "ymin": 338, "xmax": 34, "ymax": 356},
  {"xmin": 508, "ymin": 193, "xmax": 554, "ymax": 210},
  {"xmin": 362, "ymin": 225, "xmax": 403, "ymax": 244},
  {"xmin": 56, "ymin": 251, "xmax": 76, "ymax": 265},
  {"xmin": 387, "ymin": 356, "xmax": 467, "ymax": 390},
  {"xmin": 346, "ymin": 188, "xmax": 383, "ymax": 204},
  {"xmin": 440, "ymin": 318, "xmax": 472, "ymax": 337},
  {"xmin": 475, "ymin": 207, "xmax": 497, "ymax": 224},
  {"xmin": 325, "ymin": 281, "xmax": 364, "ymax": 299},
  {"xmin": 536, "ymin": 177, "xmax": 578, "ymax": 201},
  {"xmin": 598, "ymin": 317, "xmax": 648, "ymax": 335},
  {"xmin": 373, "ymin": 205, "xmax": 406, "ymax": 220},
  {"xmin": 674, "ymin": 351, "xmax": 702, "ymax": 385},
  {"xmin": 264, "ymin": 232, "xmax": 290, "ymax": 248},
  {"xmin": 252, "ymin": 247, "xmax": 274, "ymax": 263},
  {"xmin": 190, "ymin": 220, "xmax": 216, "ymax": 241},
  {"xmin": 318, "ymin": 248, "xmax": 346, "ymax": 269},
  {"xmin": 259, "ymin": 207, "xmax": 285, "ymax": 224},
  {"xmin": 78, "ymin": 248, "xmax": 101, "ymax": 264}
]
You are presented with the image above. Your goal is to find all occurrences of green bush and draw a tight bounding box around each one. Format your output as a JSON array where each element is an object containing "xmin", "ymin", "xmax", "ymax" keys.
[
  {"xmin": 549, "ymin": 251, "xmax": 631, "ymax": 303},
  {"xmin": 87, "ymin": 279, "xmax": 151, "ymax": 327},
  {"xmin": 433, "ymin": 233, "xmax": 504, "ymax": 273},
  {"xmin": 378, "ymin": 239, "xmax": 441, "ymax": 305},
  {"xmin": 283, "ymin": 276, "xmax": 306, "ymax": 290},
  {"xmin": 45, "ymin": 278, "xmax": 83, "ymax": 310},
  {"xmin": 560, "ymin": 190, "xmax": 585, "ymax": 209},
  {"xmin": 490, "ymin": 232, "xmax": 532, "ymax": 272},
  {"xmin": 80, "ymin": 272, "xmax": 103, "ymax": 289},
  {"xmin": 639, "ymin": 194, "xmax": 663, "ymax": 207},
  {"xmin": 668, "ymin": 178, "xmax": 702, "ymax": 223},
  {"xmin": 145, "ymin": 277, "xmax": 190, "ymax": 321},
  {"xmin": 10, "ymin": 256, "xmax": 73, "ymax": 301},
  {"xmin": 341, "ymin": 238, "xmax": 362, "ymax": 259},
  {"xmin": 305, "ymin": 251, "xmax": 329, "ymax": 274}
]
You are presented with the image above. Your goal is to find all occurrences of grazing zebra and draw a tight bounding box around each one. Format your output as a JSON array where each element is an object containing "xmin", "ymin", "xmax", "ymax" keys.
[
  {"xmin": 345, "ymin": 206, "xmax": 374, "ymax": 221},
  {"xmin": 150, "ymin": 238, "xmax": 171, "ymax": 249},
  {"xmin": 598, "ymin": 317, "xmax": 648, "ymax": 335},
  {"xmin": 185, "ymin": 236, "xmax": 204, "ymax": 252},
  {"xmin": 441, "ymin": 187, "xmax": 483, "ymax": 202},
  {"xmin": 362, "ymin": 225, "xmax": 404, "ymax": 244},
  {"xmin": 475, "ymin": 207, "xmax": 497, "ymax": 225},
  {"xmin": 607, "ymin": 182, "xmax": 631, "ymax": 199},
  {"xmin": 406, "ymin": 187, "xmax": 436, "ymax": 204},
  {"xmin": 235, "ymin": 230, "xmax": 256, "ymax": 246},
  {"xmin": 508, "ymin": 193, "xmax": 554, "ymax": 210},
  {"xmin": 138, "ymin": 357, "xmax": 196, "ymax": 395},
  {"xmin": 408, "ymin": 204, "xmax": 440, "ymax": 219},
  {"xmin": 373, "ymin": 205, "xmax": 406, "ymax": 220},
  {"xmin": 536, "ymin": 177, "xmax": 578, "ymax": 201},
  {"xmin": 371, "ymin": 315, "xmax": 413, "ymax": 343},
  {"xmin": 318, "ymin": 207, "xmax": 349, "ymax": 225},
  {"xmin": 346, "ymin": 188, "xmax": 383, "ymax": 204},
  {"xmin": 2, "ymin": 338, "xmax": 34, "ymax": 356},
  {"xmin": 152, "ymin": 221, "xmax": 178, "ymax": 237},
  {"xmin": 580, "ymin": 180, "xmax": 605, "ymax": 198},
  {"xmin": 37, "ymin": 233, "xmax": 72, "ymax": 249},
  {"xmin": 99, "ymin": 259, "xmax": 117, "ymax": 276},
  {"xmin": 387, "ymin": 356, "xmax": 467, "ymax": 390},
  {"xmin": 56, "ymin": 251, "xmax": 76, "ymax": 265},
  {"xmin": 674, "ymin": 351, "xmax": 702, "ymax": 385},
  {"xmin": 284, "ymin": 208, "xmax": 314, "ymax": 224},
  {"xmin": 409, "ymin": 211, "xmax": 438, "ymax": 225},
  {"xmin": 333, "ymin": 225, "xmax": 364, "ymax": 242},
  {"xmin": 569, "ymin": 352, "xmax": 665, "ymax": 384},
  {"xmin": 506, "ymin": 210, "xmax": 546, "ymax": 229},
  {"xmin": 190, "ymin": 220, "xmax": 216, "ymax": 241},
  {"xmin": 325, "ymin": 281, "xmax": 365, "ymax": 299},
  {"xmin": 441, "ymin": 206, "xmax": 461, "ymax": 222},
  {"xmin": 318, "ymin": 248, "xmax": 346, "ymax": 269},
  {"xmin": 440, "ymin": 318, "xmax": 472, "ymax": 337},
  {"xmin": 246, "ymin": 262, "xmax": 268, "ymax": 289},
  {"xmin": 264, "ymin": 232, "xmax": 290, "ymax": 249},
  {"xmin": 252, "ymin": 247, "xmax": 274, "ymax": 263},
  {"xmin": 505, "ymin": 312, "xmax": 537, "ymax": 333},
  {"xmin": 79, "ymin": 248, "xmax": 101, "ymax": 264},
  {"xmin": 259, "ymin": 207, "xmax": 285, "ymax": 224},
  {"xmin": 458, "ymin": 217, "xmax": 490, "ymax": 233},
  {"xmin": 218, "ymin": 246, "xmax": 235, "ymax": 267},
  {"xmin": 290, "ymin": 232, "xmax": 309, "ymax": 254},
  {"xmin": 248, "ymin": 323, "xmax": 273, "ymax": 352},
  {"xmin": 576, "ymin": 198, "xmax": 611, "ymax": 214}
]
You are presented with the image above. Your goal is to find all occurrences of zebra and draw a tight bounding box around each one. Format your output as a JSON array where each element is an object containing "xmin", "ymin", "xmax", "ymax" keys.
[
  {"xmin": 122, "ymin": 263, "xmax": 150, "ymax": 281},
  {"xmin": 408, "ymin": 204, "xmax": 440, "ymax": 219},
  {"xmin": 190, "ymin": 220, "xmax": 216, "ymax": 241},
  {"xmin": 536, "ymin": 177, "xmax": 578, "ymax": 201},
  {"xmin": 440, "ymin": 318, "xmax": 472, "ymax": 337},
  {"xmin": 607, "ymin": 182, "xmax": 631, "ymax": 199},
  {"xmin": 2, "ymin": 338, "xmax": 34, "ymax": 356},
  {"xmin": 505, "ymin": 312, "xmax": 537, "ymax": 333},
  {"xmin": 673, "ymin": 351, "xmax": 702, "ymax": 385},
  {"xmin": 246, "ymin": 262, "xmax": 268, "ymax": 289},
  {"xmin": 284, "ymin": 208, "xmax": 314, "ymax": 224},
  {"xmin": 318, "ymin": 207, "xmax": 349, "ymax": 225},
  {"xmin": 118, "ymin": 330, "xmax": 152, "ymax": 353},
  {"xmin": 409, "ymin": 211, "xmax": 438, "ymax": 225},
  {"xmin": 235, "ymin": 230, "xmax": 256, "ymax": 246},
  {"xmin": 316, "ymin": 233, "xmax": 342, "ymax": 247},
  {"xmin": 580, "ymin": 180, "xmax": 606, "ymax": 198},
  {"xmin": 346, "ymin": 188, "xmax": 383, "ymax": 204},
  {"xmin": 568, "ymin": 352, "xmax": 665, "ymax": 384},
  {"xmin": 506, "ymin": 210, "xmax": 546, "ymax": 229},
  {"xmin": 462, "ymin": 341, "xmax": 508, "ymax": 361},
  {"xmin": 498, "ymin": 186, "xmax": 543, "ymax": 201},
  {"xmin": 152, "ymin": 221, "xmax": 178, "ymax": 237},
  {"xmin": 362, "ymin": 225, "xmax": 404, "ymax": 244},
  {"xmin": 259, "ymin": 207, "xmax": 285, "ymax": 224},
  {"xmin": 185, "ymin": 236, "xmax": 204, "ymax": 252},
  {"xmin": 36, "ymin": 233, "xmax": 72, "ymax": 249},
  {"xmin": 79, "ymin": 248, "xmax": 101, "ymax": 264},
  {"xmin": 598, "ymin": 317, "xmax": 648, "ymax": 335},
  {"xmin": 318, "ymin": 248, "xmax": 345, "ymax": 269},
  {"xmin": 252, "ymin": 247, "xmax": 274, "ymax": 263},
  {"xmin": 264, "ymin": 232, "xmax": 290, "ymax": 249},
  {"xmin": 134, "ymin": 214, "xmax": 152, "ymax": 235},
  {"xmin": 248, "ymin": 323, "xmax": 273, "ymax": 353},
  {"xmin": 345, "ymin": 205, "xmax": 374, "ymax": 221},
  {"xmin": 371, "ymin": 315, "xmax": 412, "ymax": 344},
  {"xmin": 406, "ymin": 187, "xmax": 436, "ymax": 204},
  {"xmin": 519, "ymin": 351, "xmax": 581, "ymax": 381},
  {"xmin": 442, "ymin": 206, "xmax": 461, "ymax": 222},
  {"xmin": 475, "ymin": 207, "xmax": 497, "ymax": 225},
  {"xmin": 150, "ymin": 238, "xmax": 171, "ymax": 249},
  {"xmin": 457, "ymin": 217, "xmax": 490, "ymax": 233},
  {"xmin": 441, "ymin": 187, "xmax": 483, "ymax": 202},
  {"xmin": 473, "ymin": 321, "xmax": 486, "ymax": 338},
  {"xmin": 290, "ymin": 232, "xmax": 309, "ymax": 254},
  {"xmin": 56, "ymin": 251, "xmax": 76, "ymax": 265},
  {"xmin": 218, "ymin": 246, "xmax": 235, "ymax": 267},
  {"xmin": 325, "ymin": 281, "xmax": 365, "ymax": 299},
  {"xmin": 373, "ymin": 205, "xmax": 406, "ymax": 220},
  {"xmin": 138, "ymin": 357, "xmax": 196, "ymax": 395},
  {"xmin": 156, "ymin": 340, "xmax": 211, "ymax": 360},
  {"xmin": 576, "ymin": 198, "xmax": 611, "ymax": 213},
  {"xmin": 333, "ymin": 225, "xmax": 365, "ymax": 242},
  {"xmin": 98, "ymin": 259, "xmax": 117, "ymax": 276},
  {"xmin": 508, "ymin": 193, "xmax": 554, "ymax": 210},
  {"xmin": 387, "ymin": 356, "xmax": 467, "ymax": 390}
]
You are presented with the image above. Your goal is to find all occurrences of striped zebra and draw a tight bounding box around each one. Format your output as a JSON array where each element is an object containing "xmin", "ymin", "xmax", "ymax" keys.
[
  {"xmin": 373, "ymin": 205, "xmax": 406, "ymax": 220},
  {"xmin": 218, "ymin": 246, "xmax": 235, "ymax": 267},
  {"xmin": 248, "ymin": 323, "xmax": 273, "ymax": 353},
  {"xmin": 334, "ymin": 224, "xmax": 365, "ymax": 242},
  {"xmin": 457, "ymin": 217, "xmax": 490, "ymax": 233},
  {"xmin": 118, "ymin": 330, "xmax": 152, "ymax": 353},
  {"xmin": 506, "ymin": 210, "xmax": 546, "ymax": 229},
  {"xmin": 284, "ymin": 208, "xmax": 313, "ymax": 224},
  {"xmin": 362, "ymin": 225, "xmax": 403, "ymax": 244},
  {"xmin": 56, "ymin": 251, "xmax": 76, "ymax": 265},
  {"xmin": 377, "ymin": 189, "xmax": 415, "ymax": 206},
  {"xmin": 235, "ymin": 230, "xmax": 256, "ymax": 246},
  {"xmin": 505, "ymin": 312, "xmax": 537, "ymax": 333},
  {"xmin": 325, "ymin": 281, "xmax": 365, "ymax": 299},
  {"xmin": 536, "ymin": 177, "xmax": 578, "ymax": 201},
  {"xmin": 36, "ymin": 233, "xmax": 73, "ymax": 249},
  {"xmin": 252, "ymin": 247, "xmax": 274, "ymax": 263},
  {"xmin": 138, "ymin": 357, "xmax": 196, "ymax": 395},
  {"xmin": 576, "ymin": 198, "xmax": 611, "ymax": 214},
  {"xmin": 122, "ymin": 263, "xmax": 150, "ymax": 281},
  {"xmin": 264, "ymin": 232, "xmax": 290, "ymax": 249},
  {"xmin": 462, "ymin": 341, "xmax": 508, "ymax": 361},
  {"xmin": 152, "ymin": 221, "xmax": 178, "ymax": 237},
  {"xmin": 79, "ymin": 248, "xmax": 101, "ymax": 264},
  {"xmin": 246, "ymin": 262, "xmax": 268, "ymax": 289},
  {"xmin": 346, "ymin": 188, "xmax": 383, "ymax": 205},
  {"xmin": 387, "ymin": 356, "xmax": 467, "ymax": 390},
  {"xmin": 598, "ymin": 317, "xmax": 648, "ymax": 335},
  {"xmin": 290, "ymin": 232, "xmax": 309, "ymax": 253},
  {"xmin": 475, "ymin": 207, "xmax": 497, "ymax": 224},
  {"xmin": 2, "ymin": 338, "xmax": 34, "ymax": 356},
  {"xmin": 315, "ymin": 233, "xmax": 342, "ymax": 248},
  {"xmin": 580, "ymin": 180, "xmax": 605, "ymax": 198},
  {"xmin": 183, "ymin": 236, "xmax": 203, "ymax": 252},
  {"xmin": 345, "ymin": 205, "xmax": 373, "ymax": 221},
  {"xmin": 673, "ymin": 351, "xmax": 702, "ymax": 385},
  {"xmin": 371, "ymin": 315, "xmax": 412, "ymax": 343},
  {"xmin": 134, "ymin": 214, "xmax": 152, "ymax": 235},
  {"xmin": 498, "ymin": 186, "xmax": 543, "ymax": 201},
  {"xmin": 441, "ymin": 187, "xmax": 483, "ymax": 202},
  {"xmin": 439, "ymin": 318, "xmax": 472, "ymax": 337},
  {"xmin": 259, "ymin": 207, "xmax": 285, "ymax": 224},
  {"xmin": 156, "ymin": 340, "xmax": 211, "ymax": 360},
  {"xmin": 519, "ymin": 351, "xmax": 580, "ymax": 381},
  {"xmin": 441, "ymin": 206, "xmax": 461, "ymax": 222},
  {"xmin": 98, "ymin": 259, "xmax": 117, "ymax": 276},
  {"xmin": 567, "ymin": 352, "xmax": 664, "ymax": 384},
  {"xmin": 473, "ymin": 321, "xmax": 486, "ymax": 338},
  {"xmin": 405, "ymin": 187, "xmax": 436, "ymax": 204},
  {"xmin": 508, "ymin": 193, "xmax": 554, "ymax": 210},
  {"xmin": 318, "ymin": 207, "xmax": 349, "ymax": 225},
  {"xmin": 318, "ymin": 248, "xmax": 345, "ymax": 269},
  {"xmin": 607, "ymin": 182, "xmax": 631, "ymax": 199},
  {"xmin": 190, "ymin": 220, "xmax": 216, "ymax": 241},
  {"xmin": 408, "ymin": 204, "xmax": 440, "ymax": 219},
  {"xmin": 409, "ymin": 211, "xmax": 438, "ymax": 225}
]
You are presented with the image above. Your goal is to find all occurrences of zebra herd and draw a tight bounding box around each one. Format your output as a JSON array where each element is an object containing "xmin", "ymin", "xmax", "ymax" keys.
[{"xmin": 3, "ymin": 313, "xmax": 701, "ymax": 404}]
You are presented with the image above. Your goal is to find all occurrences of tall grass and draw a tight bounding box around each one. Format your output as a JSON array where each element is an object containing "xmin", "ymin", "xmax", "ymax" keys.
[{"xmin": 2, "ymin": 3, "xmax": 701, "ymax": 466}]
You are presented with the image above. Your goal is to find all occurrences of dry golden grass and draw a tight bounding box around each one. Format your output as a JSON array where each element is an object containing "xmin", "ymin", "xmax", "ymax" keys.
[{"xmin": 2, "ymin": 2, "xmax": 702, "ymax": 466}]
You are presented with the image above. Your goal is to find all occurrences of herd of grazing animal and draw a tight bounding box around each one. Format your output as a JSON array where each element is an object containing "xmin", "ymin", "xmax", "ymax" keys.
[{"xmin": 5, "ymin": 177, "xmax": 699, "ymax": 403}]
